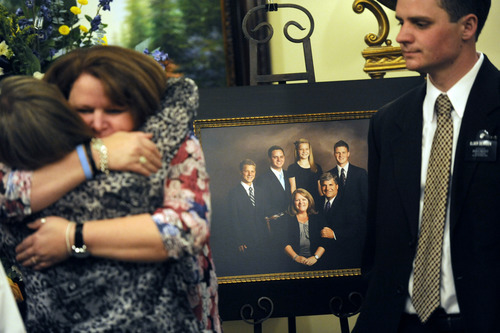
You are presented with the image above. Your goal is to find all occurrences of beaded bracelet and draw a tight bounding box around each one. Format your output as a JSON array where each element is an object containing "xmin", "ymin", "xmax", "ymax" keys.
[{"xmin": 91, "ymin": 138, "xmax": 110, "ymax": 176}]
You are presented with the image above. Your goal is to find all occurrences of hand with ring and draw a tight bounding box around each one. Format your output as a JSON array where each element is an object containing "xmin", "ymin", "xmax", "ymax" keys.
[
  {"xmin": 16, "ymin": 216, "xmax": 72, "ymax": 270},
  {"xmin": 100, "ymin": 131, "xmax": 162, "ymax": 176}
]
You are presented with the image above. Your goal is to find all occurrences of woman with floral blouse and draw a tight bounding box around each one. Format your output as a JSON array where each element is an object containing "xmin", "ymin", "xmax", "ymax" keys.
[{"xmin": 0, "ymin": 46, "xmax": 220, "ymax": 332}]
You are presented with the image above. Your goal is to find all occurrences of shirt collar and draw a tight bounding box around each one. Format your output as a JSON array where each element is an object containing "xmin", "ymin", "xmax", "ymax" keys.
[{"xmin": 424, "ymin": 53, "xmax": 484, "ymax": 124}]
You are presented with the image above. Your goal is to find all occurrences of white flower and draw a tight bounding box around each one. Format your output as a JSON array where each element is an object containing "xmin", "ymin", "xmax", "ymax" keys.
[{"xmin": 33, "ymin": 71, "xmax": 44, "ymax": 80}]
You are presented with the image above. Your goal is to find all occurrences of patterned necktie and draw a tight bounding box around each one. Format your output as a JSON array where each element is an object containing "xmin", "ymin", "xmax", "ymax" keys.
[
  {"xmin": 248, "ymin": 186, "xmax": 255, "ymax": 206},
  {"xmin": 412, "ymin": 94, "xmax": 454, "ymax": 323},
  {"xmin": 340, "ymin": 168, "xmax": 346, "ymax": 187}
]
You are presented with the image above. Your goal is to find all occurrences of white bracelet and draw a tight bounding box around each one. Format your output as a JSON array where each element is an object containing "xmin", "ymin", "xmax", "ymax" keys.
[
  {"xmin": 293, "ymin": 254, "xmax": 299, "ymax": 261},
  {"xmin": 65, "ymin": 222, "xmax": 75, "ymax": 255}
]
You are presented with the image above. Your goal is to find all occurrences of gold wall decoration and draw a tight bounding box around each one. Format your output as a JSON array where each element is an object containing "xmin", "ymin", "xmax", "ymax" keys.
[{"xmin": 353, "ymin": 0, "xmax": 407, "ymax": 79}]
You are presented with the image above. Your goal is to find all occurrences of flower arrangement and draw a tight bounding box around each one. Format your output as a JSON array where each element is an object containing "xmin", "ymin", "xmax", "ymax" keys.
[{"xmin": 0, "ymin": 0, "xmax": 113, "ymax": 77}]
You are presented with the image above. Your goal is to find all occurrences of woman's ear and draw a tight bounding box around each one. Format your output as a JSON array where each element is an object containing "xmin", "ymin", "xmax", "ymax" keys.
[{"xmin": 461, "ymin": 13, "xmax": 478, "ymax": 41}]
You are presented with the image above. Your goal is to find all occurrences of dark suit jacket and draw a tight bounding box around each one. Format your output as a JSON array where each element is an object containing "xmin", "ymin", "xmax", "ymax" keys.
[
  {"xmin": 319, "ymin": 195, "xmax": 363, "ymax": 269},
  {"xmin": 227, "ymin": 183, "xmax": 269, "ymax": 251},
  {"xmin": 353, "ymin": 57, "xmax": 500, "ymax": 333},
  {"xmin": 328, "ymin": 163, "xmax": 368, "ymax": 221},
  {"xmin": 255, "ymin": 168, "xmax": 291, "ymax": 218},
  {"xmin": 273, "ymin": 213, "xmax": 327, "ymax": 271}
]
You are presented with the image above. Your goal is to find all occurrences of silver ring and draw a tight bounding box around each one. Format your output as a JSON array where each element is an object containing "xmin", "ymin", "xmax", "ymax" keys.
[
  {"xmin": 31, "ymin": 257, "xmax": 37, "ymax": 265},
  {"xmin": 41, "ymin": 218, "xmax": 47, "ymax": 224},
  {"xmin": 139, "ymin": 156, "xmax": 147, "ymax": 165}
]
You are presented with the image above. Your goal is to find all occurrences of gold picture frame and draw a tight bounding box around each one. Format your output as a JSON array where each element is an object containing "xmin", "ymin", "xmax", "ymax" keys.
[{"xmin": 195, "ymin": 110, "xmax": 374, "ymax": 284}]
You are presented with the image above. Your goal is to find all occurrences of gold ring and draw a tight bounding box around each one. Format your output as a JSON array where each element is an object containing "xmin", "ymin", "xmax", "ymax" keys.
[
  {"xmin": 41, "ymin": 218, "xmax": 47, "ymax": 224},
  {"xmin": 139, "ymin": 156, "xmax": 147, "ymax": 165},
  {"xmin": 31, "ymin": 257, "xmax": 37, "ymax": 265}
]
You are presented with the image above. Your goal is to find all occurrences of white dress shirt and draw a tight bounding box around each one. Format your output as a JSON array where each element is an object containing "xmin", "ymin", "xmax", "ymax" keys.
[{"xmin": 405, "ymin": 53, "xmax": 484, "ymax": 314}]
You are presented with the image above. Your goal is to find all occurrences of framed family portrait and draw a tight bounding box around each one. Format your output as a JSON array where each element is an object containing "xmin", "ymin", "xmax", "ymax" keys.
[{"xmin": 195, "ymin": 111, "xmax": 373, "ymax": 284}]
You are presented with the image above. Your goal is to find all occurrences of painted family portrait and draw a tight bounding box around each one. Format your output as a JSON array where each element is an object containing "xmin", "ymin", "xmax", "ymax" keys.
[{"xmin": 198, "ymin": 113, "xmax": 371, "ymax": 282}]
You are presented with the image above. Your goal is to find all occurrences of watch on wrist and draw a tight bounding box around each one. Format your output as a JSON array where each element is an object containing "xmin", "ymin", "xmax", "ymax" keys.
[
  {"xmin": 71, "ymin": 223, "xmax": 90, "ymax": 258},
  {"xmin": 314, "ymin": 254, "xmax": 320, "ymax": 260}
]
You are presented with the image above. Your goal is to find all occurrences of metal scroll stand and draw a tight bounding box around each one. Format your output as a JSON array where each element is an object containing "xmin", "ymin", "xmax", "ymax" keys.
[
  {"xmin": 239, "ymin": 293, "xmax": 363, "ymax": 333},
  {"xmin": 242, "ymin": 2, "xmax": 315, "ymax": 85}
]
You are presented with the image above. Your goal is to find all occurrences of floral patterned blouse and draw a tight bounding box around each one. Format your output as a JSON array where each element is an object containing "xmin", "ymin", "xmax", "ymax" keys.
[{"xmin": 0, "ymin": 77, "xmax": 221, "ymax": 332}]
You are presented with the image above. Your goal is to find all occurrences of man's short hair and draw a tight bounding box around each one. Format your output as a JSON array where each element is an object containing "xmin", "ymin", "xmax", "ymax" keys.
[
  {"xmin": 239, "ymin": 158, "xmax": 256, "ymax": 171},
  {"xmin": 268, "ymin": 145, "xmax": 284, "ymax": 158},
  {"xmin": 439, "ymin": 0, "xmax": 490, "ymax": 39},
  {"xmin": 334, "ymin": 140, "xmax": 349, "ymax": 152},
  {"xmin": 320, "ymin": 172, "xmax": 338, "ymax": 185}
]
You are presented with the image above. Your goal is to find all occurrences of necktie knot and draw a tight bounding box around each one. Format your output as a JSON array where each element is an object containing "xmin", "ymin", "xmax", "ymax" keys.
[{"xmin": 435, "ymin": 94, "xmax": 452, "ymax": 119}]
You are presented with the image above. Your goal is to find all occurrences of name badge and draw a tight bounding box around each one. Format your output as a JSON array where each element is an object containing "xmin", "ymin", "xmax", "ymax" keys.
[{"xmin": 466, "ymin": 130, "xmax": 497, "ymax": 162}]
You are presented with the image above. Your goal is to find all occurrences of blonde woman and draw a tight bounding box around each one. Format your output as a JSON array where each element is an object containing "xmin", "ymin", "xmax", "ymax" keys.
[{"xmin": 287, "ymin": 138, "xmax": 323, "ymax": 202}]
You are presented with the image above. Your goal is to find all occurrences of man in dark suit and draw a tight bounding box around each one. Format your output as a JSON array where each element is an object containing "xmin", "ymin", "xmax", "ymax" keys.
[
  {"xmin": 227, "ymin": 159, "xmax": 269, "ymax": 274},
  {"xmin": 328, "ymin": 140, "xmax": 368, "ymax": 226},
  {"xmin": 318, "ymin": 172, "xmax": 364, "ymax": 269},
  {"xmin": 354, "ymin": 1, "xmax": 499, "ymax": 332},
  {"xmin": 255, "ymin": 146, "xmax": 291, "ymax": 225}
]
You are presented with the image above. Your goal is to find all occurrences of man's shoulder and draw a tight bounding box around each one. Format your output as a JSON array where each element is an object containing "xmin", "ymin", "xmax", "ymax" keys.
[
  {"xmin": 326, "ymin": 167, "xmax": 337, "ymax": 175},
  {"xmin": 374, "ymin": 82, "xmax": 426, "ymax": 117},
  {"xmin": 255, "ymin": 169, "xmax": 274, "ymax": 184},
  {"xmin": 348, "ymin": 164, "xmax": 367, "ymax": 174}
]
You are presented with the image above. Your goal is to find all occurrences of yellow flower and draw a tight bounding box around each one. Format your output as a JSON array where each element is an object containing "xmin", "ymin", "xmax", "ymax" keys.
[
  {"xmin": 8, "ymin": 277, "xmax": 24, "ymax": 302},
  {"xmin": 77, "ymin": 0, "xmax": 88, "ymax": 5},
  {"xmin": 0, "ymin": 41, "xmax": 11, "ymax": 58},
  {"xmin": 58, "ymin": 25, "xmax": 70, "ymax": 35},
  {"xmin": 70, "ymin": 6, "xmax": 81, "ymax": 15},
  {"xmin": 98, "ymin": 35, "xmax": 108, "ymax": 45},
  {"xmin": 79, "ymin": 25, "xmax": 89, "ymax": 33}
]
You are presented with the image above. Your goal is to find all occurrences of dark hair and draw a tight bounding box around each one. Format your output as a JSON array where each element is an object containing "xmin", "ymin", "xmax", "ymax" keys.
[
  {"xmin": 334, "ymin": 140, "xmax": 349, "ymax": 152},
  {"xmin": 320, "ymin": 172, "xmax": 338, "ymax": 185},
  {"xmin": 267, "ymin": 145, "xmax": 284, "ymax": 158},
  {"xmin": 239, "ymin": 158, "xmax": 256, "ymax": 171},
  {"xmin": 289, "ymin": 188, "xmax": 317, "ymax": 216},
  {"xmin": 0, "ymin": 76, "xmax": 93, "ymax": 169},
  {"xmin": 439, "ymin": 0, "xmax": 490, "ymax": 39},
  {"xmin": 43, "ymin": 45, "xmax": 168, "ymax": 128}
]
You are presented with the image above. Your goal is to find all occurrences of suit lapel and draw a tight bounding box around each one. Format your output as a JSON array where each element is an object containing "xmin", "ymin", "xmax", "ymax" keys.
[
  {"xmin": 390, "ymin": 84, "xmax": 426, "ymax": 239},
  {"xmin": 451, "ymin": 57, "xmax": 500, "ymax": 230}
]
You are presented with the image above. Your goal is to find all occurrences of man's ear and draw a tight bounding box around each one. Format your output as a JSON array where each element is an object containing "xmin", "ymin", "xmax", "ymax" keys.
[{"xmin": 461, "ymin": 13, "xmax": 478, "ymax": 41}]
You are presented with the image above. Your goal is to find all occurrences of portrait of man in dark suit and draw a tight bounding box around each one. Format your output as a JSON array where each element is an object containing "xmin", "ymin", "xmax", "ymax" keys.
[
  {"xmin": 255, "ymin": 145, "xmax": 292, "ymax": 225},
  {"xmin": 226, "ymin": 159, "xmax": 270, "ymax": 274},
  {"xmin": 328, "ymin": 140, "xmax": 368, "ymax": 224},
  {"xmin": 354, "ymin": 1, "xmax": 500, "ymax": 332},
  {"xmin": 316, "ymin": 171, "xmax": 363, "ymax": 270}
]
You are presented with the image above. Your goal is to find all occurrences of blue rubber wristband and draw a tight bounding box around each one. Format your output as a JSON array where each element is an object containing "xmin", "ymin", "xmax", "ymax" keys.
[{"xmin": 76, "ymin": 144, "xmax": 93, "ymax": 180}]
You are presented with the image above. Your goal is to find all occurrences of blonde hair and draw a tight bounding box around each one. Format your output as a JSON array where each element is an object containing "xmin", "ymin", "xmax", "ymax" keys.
[{"xmin": 293, "ymin": 138, "xmax": 318, "ymax": 173}]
